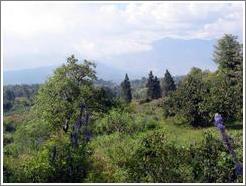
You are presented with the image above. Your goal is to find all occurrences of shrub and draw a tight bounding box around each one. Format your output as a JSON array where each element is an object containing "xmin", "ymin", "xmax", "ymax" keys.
[
  {"xmin": 126, "ymin": 130, "xmax": 242, "ymax": 183},
  {"xmin": 86, "ymin": 133, "xmax": 140, "ymax": 182},
  {"xmin": 189, "ymin": 131, "xmax": 243, "ymax": 183},
  {"xmin": 94, "ymin": 109, "xmax": 133, "ymax": 135},
  {"xmin": 4, "ymin": 134, "xmax": 90, "ymax": 183},
  {"xmin": 126, "ymin": 129, "xmax": 192, "ymax": 182},
  {"xmin": 94, "ymin": 109, "xmax": 158, "ymax": 135}
]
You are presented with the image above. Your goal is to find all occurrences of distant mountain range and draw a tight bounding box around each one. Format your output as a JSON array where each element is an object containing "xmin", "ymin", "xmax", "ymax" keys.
[
  {"xmin": 3, "ymin": 38, "xmax": 217, "ymax": 85},
  {"xmin": 3, "ymin": 63, "xmax": 126, "ymax": 85}
]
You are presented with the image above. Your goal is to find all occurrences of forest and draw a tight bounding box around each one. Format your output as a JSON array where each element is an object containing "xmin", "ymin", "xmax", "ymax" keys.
[{"xmin": 3, "ymin": 34, "xmax": 243, "ymax": 183}]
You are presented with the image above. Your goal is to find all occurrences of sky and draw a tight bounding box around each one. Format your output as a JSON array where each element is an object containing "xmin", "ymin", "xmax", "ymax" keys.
[{"xmin": 2, "ymin": 1, "xmax": 244, "ymax": 78}]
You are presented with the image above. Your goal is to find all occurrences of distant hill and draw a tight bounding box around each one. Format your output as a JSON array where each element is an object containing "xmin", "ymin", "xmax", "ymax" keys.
[
  {"xmin": 3, "ymin": 63, "xmax": 126, "ymax": 85},
  {"xmin": 3, "ymin": 38, "xmax": 216, "ymax": 85},
  {"xmin": 3, "ymin": 66, "xmax": 56, "ymax": 85}
]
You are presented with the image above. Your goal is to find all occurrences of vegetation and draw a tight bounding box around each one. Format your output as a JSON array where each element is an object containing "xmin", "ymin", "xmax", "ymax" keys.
[
  {"xmin": 146, "ymin": 71, "xmax": 161, "ymax": 100},
  {"xmin": 3, "ymin": 34, "xmax": 243, "ymax": 183},
  {"xmin": 162, "ymin": 69, "xmax": 176, "ymax": 97},
  {"xmin": 163, "ymin": 34, "xmax": 243, "ymax": 126},
  {"xmin": 120, "ymin": 74, "xmax": 132, "ymax": 103},
  {"xmin": 3, "ymin": 84, "xmax": 40, "ymax": 113}
]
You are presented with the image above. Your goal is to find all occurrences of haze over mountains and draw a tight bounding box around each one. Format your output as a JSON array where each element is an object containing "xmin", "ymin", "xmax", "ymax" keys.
[{"xmin": 3, "ymin": 38, "xmax": 217, "ymax": 85}]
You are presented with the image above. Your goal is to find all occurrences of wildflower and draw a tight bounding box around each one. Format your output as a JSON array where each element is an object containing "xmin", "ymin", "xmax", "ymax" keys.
[
  {"xmin": 214, "ymin": 113, "xmax": 223, "ymax": 124},
  {"xmin": 214, "ymin": 113, "xmax": 226, "ymax": 131},
  {"xmin": 214, "ymin": 113, "xmax": 243, "ymax": 176}
]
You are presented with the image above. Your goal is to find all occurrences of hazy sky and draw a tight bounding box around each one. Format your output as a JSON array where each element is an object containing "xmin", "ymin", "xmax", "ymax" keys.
[{"xmin": 2, "ymin": 1, "xmax": 244, "ymax": 73}]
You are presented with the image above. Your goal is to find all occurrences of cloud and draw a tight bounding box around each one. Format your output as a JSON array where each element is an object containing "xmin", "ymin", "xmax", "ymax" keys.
[{"xmin": 2, "ymin": 1, "xmax": 244, "ymax": 70}]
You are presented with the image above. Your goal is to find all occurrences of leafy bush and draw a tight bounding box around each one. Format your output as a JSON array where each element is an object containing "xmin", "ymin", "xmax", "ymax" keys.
[
  {"xmin": 189, "ymin": 131, "xmax": 243, "ymax": 183},
  {"xmin": 86, "ymin": 133, "xmax": 140, "ymax": 182},
  {"xmin": 126, "ymin": 129, "xmax": 193, "ymax": 182},
  {"xmin": 4, "ymin": 134, "xmax": 90, "ymax": 183},
  {"xmin": 126, "ymin": 130, "xmax": 242, "ymax": 183},
  {"xmin": 94, "ymin": 109, "xmax": 158, "ymax": 135}
]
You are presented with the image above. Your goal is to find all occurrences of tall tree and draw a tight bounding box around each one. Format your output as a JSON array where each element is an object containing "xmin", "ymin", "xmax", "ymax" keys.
[
  {"xmin": 34, "ymin": 54, "xmax": 117, "ymax": 132},
  {"xmin": 162, "ymin": 70, "xmax": 176, "ymax": 96},
  {"xmin": 153, "ymin": 76, "xmax": 161, "ymax": 99},
  {"xmin": 146, "ymin": 71, "xmax": 155, "ymax": 100},
  {"xmin": 213, "ymin": 34, "xmax": 243, "ymax": 86},
  {"xmin": 213, "ymin": 34, "xmax": 243, "ymax": 120},
  {"xmin": 163, "ymin": 67, "xmax": 210, "ymax": 126},
  {"xmin": 146, "ymin": 71, "xmax": 161, "ymax": 100},
  {"xmin": 120, "ymin": 74, "xmax": 132, "ymax": 103}
]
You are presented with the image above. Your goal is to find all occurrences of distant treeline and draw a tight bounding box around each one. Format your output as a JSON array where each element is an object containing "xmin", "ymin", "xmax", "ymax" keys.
[{"xmin": 3, "ymin": 76, "xmax": 184, "ymax": 113}]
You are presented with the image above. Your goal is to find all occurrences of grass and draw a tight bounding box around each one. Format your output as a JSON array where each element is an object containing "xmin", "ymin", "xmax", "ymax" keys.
[
  {"xmin": 86, "ymin": 100, "xmax": 243, "ymax": 183},
  {"xmin": 134, "ymin": 100, "xmax": 242, "ymax": 145}
]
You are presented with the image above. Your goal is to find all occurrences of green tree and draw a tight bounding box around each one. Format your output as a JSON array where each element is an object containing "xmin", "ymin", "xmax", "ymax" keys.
[
  {"xmin": 8, "ymin": 55, "xmax": 119, "ymax": 182},
  {"xmin": 3, "ymin": 89, "xmax": 15, "ymax": 112},
  {"xmin": 164, "ymin": 68, "xmax": 210, "ymax": 126},
  {"xmin": 120, "ymin": 74, "xmax": 132, "ymax": 103},
  {"xmin": 164, "ymin": 35, "xmax": 243, "ymax": 125},
  {"xmin": 146, "ymin": 71, "xmax": 161, "ymax": 100},
  {"xmin": 162, "ymin": 69, "xmax": 176, "ymax": 96},
  {"xmin": 213, "ymin": 34, "xmax": 243, "ymax": 120},
  {"xmin": 146, "ymin": 71, "xmax": 155, "ymax": 100},
  {"xmin": 213, "ymin": 34, "xmax": 243, "ymax": 85},
  {"xmin": 180, "ymin": 68, "xmax": 210, "ymax": 126},
  {"xmin": 153, "ymin": 76, "xmax": 161, "ymax": 99},
  {"xmin": 33, "ymin": 55, "xmax": 97, "ymax": 131}
]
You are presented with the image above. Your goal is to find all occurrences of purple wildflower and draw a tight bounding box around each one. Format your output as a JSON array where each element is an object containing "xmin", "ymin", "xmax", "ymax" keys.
[
  {"xmin": 214, "ymin": 113, "xmax": 223, "ymax": 124},
  {"xmin": 217, "ymin": 123, "xmax": 225, "ymax": 130},
  {"xmin": 214, "ymin": 113, "xmax": 243, "ymax": 177},
  {"xmin": 214, "ymin": 113, "xmax": 224, "ymax": 130}
]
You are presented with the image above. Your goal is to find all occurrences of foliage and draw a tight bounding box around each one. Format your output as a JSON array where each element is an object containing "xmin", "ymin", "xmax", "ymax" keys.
[
  {"xmin": 213, "ymin": 34, "xmax": 243, "ymax": 85},
  {"xmin": 4, "ymin": 134, "xmax": 90, "ymax": 183},
  {"xmin": 213, "ymin": 34, "xmax": 243, "ymax": 120},
  {"xmin": 127, "ymin": 130, "xmax": 242, "ymax": 183},
  {"xmin": 146, "ymin": 71, "xmax": 161, "ymax": 100},
  {"xmin": 189, "ymin": 131, "xmax": 242, "ymax": 183},
  {"xmin": 164, "ymin": 68, "xmax": 211, "ymax": 126},
  {"xmin": 3, "ymin": 84, "xmax": 40, "ymax": 113},
  {"xmin": 3, "ymin": 34, "xmax": 243, "ymax": 183},
  {"xmin": 120, "ymin": 74, "xmax": 132, "ymax": 103},
  {"xmin": 164, "ymin": 34, "xmax": 243, "ymax": 126},
  {"xmin": 162, "ymin": 69, "xmax": 176, "ymax": 96},
  {"xmin": 127, "ymin": 129, "xmax": 192, "ymax": 182},
  {"xmin": 94, "ymin": 108, "xmax": 158, "ymax": 135},
  {"xmin": 32, "ymin": 55, "xmax": 98, "ymax": 131}
]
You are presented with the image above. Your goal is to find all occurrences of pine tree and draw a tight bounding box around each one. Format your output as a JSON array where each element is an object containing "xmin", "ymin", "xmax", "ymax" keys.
[
  {"xmin": 146, "ymin": 71, "xmax": 161, "ymax": 100},
  {"xmin": 213, "ymin": 34, "xmax": 243, "ymax": 119},
  {"xmin": 120, "ymin": 74, "xmax": 132, "ymax": 103},
  {"xmin": 162, "ymin": 69, "xmax": 176, "ymax": 96},
  {"xmin": 213, "ymin": 34, "xmax": 243, "ymax": 86},
  {"xmin": 146, "ymin": 71, "xmax": 155, "ymax": 99},
  {"xmin": 153, "ymin": 76, "xmax": 161, "ymax": 99}
]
